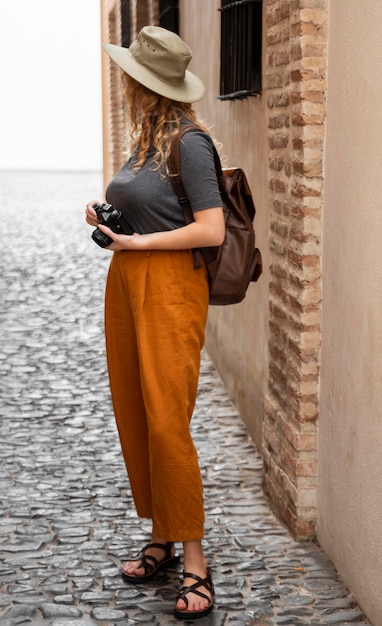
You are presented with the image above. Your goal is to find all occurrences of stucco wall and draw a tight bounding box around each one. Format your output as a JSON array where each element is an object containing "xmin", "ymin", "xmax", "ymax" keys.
[
  {"xmin": 180, "ymin": 0, "xmax": 269, "ymax": 448},
  {"xmin": 318, "ymin": 1, "xmax": 382, "ymax": 622}
]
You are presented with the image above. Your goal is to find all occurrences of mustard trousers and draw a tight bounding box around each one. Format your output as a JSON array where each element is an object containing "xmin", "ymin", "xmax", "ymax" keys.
[{"xmin": 104, "ymin": 249, "xmax": 209, "ymax": 542}]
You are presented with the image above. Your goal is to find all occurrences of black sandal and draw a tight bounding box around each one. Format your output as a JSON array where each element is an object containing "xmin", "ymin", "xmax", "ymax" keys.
[
  {"xmin": 122, "ymin": 541, "xmax": 180, "ymax": 583},
  {"xmin": 174, "ymin": 567, "xmax": 214, "ymax": 620}
]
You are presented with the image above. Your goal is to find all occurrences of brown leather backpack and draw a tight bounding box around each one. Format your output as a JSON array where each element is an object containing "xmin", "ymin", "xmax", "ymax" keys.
[{"xmin": 168, "ymin": 126, "xmax": 262, "ymax": 306}]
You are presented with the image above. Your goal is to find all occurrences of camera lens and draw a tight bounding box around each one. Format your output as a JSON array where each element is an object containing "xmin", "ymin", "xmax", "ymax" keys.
[{"xmin": 91, "ymin": 228, "xmax": 113, "ymax": 248}]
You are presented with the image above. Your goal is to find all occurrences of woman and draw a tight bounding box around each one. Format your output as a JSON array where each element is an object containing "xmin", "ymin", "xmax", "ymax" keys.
[{"xmin": 86, "ymin": 25, "xmax": 224, "ymax": 620}]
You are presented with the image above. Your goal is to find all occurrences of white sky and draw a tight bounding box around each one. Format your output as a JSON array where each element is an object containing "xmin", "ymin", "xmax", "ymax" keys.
[{"xmin": 0, "ymin": 0, "xmax": 103, "ymax": 171}]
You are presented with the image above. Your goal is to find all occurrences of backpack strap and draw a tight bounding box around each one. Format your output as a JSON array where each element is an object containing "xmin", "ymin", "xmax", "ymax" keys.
[
  {"xmin": 169, "ymin": 126, "xmax": 223, "ymax": 195},
  {"xmin": 168, "ymin": 125, "xmax": 208, "ymax": 269}
]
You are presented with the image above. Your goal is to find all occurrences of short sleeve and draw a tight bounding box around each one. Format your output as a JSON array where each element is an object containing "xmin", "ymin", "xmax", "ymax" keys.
[{"xmin": 178, "ymin": 130, "xmax": 222, "ymax": 213}]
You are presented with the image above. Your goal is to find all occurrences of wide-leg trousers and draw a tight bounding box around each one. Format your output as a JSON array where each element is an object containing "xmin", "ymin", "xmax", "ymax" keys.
[{"xmin": 104, "ymin": 249, "xmax": 209, "ymax": 542}]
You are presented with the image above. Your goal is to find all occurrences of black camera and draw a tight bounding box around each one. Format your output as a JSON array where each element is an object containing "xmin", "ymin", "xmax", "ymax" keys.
[{"xmin": 91, "ymin": 203, "xmax": 132, "ymax": 248}]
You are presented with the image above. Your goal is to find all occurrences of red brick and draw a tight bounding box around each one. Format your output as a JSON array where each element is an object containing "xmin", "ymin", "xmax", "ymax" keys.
[
  {"xmin": 270, "ymin": 157, "xmax": 286, "ymax": 172},
  {"xmin": 269, "ymin": 114, "xmax": 288, "ymax": 129},
  {"xmin": 292, "ymin": 113, "xmax": 325, "ymax": 126},
  {"xmin": 269, "ymin": 133, "xmax": 290, "ymax": 149},
  {"xmin": 276, "ymin": 50, "xmax": 291, "ymax": 66},
  {"xmin": 291, "ymin": 182, "xmax": 321, "ymax": 198}
]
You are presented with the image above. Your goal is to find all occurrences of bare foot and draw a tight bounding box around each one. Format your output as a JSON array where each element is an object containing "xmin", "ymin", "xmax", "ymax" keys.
[
  {"xmin": 175, "ymin": 541, "xmax": 213, "ymax": 616},
  {"xmin": 175, "ymin": 569, "xmax": 213, "ymax": 614},
  {"xmin": 123, "ymin": 541, "xmax": 176, "ymax": 578}
]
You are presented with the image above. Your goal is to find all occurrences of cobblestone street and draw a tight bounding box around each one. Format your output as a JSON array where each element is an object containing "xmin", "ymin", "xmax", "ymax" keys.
[{"xmin": 0, "ymin": 170, "xmax": 371, "ymax": 625}]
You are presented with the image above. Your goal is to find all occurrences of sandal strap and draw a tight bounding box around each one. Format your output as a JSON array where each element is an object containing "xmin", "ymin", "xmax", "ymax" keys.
[
  {"xmin": 136, "ymin": 542, "xmax": 174, "ymax": 576},
  {"xmin": 176, "ymin": 569, "xmax": 214, "ymax": 608}
]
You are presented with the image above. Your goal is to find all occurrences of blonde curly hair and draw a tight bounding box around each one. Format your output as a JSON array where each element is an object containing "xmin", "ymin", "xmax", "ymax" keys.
[{"xmin": 121, "ymin": 73, "xmax": 210, "ymax": 171}]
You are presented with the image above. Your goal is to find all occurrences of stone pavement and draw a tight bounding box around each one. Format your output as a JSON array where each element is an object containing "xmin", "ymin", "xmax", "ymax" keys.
[{"xmin": 0, "ymin": 170, "xmax": 371, "ymax": 625}]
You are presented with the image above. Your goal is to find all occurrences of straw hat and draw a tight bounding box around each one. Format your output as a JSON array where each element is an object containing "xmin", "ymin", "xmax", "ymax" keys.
[{"xmin": 102, "ymin": 25, "xmax": 205, "ymax": 103}]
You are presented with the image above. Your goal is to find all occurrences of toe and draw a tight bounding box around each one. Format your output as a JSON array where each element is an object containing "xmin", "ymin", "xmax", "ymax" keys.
[
  {"xmin": 123, "ymin": 561, "xmax": 144, "ymax": 576},
  {"xmin": 175, "ymin": 592, "xmax": 210, "ymax": 614},
  {"xmin": 175, "ymin": 597, "xmax": 187, "ymax": 611}
]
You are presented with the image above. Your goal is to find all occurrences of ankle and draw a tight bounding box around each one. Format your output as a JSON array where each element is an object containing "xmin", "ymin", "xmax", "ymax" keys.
[{"xmin": 183, "ymin": 540, "xmax": 207, "ymax": 574}]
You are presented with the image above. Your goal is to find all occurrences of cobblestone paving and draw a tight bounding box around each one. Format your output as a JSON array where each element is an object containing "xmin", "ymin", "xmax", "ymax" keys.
[{"xmin": 0, "ymin": 171, "xmax": 371, "ymax": 625}]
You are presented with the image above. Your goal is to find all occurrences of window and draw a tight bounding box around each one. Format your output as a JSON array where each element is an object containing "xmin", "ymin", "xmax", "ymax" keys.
[
  {"xmin": 121, "ymin": 0, "xmax": 131, "ymax": 47},
  {"xmin": 159, "ymin": 0, "xmax": 179, "ymax": 34},
  {"xmin": 219, "ymin": 0, "xmax": 262, "ymax": 100}
]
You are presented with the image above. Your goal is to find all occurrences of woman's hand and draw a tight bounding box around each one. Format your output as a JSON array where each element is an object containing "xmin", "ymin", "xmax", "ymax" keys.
[
  {"xmin": 85, "ymin": 201, "xmax": 100, "ymax": 227},
  {"xmin": 85, "ymin": 201, "xmax": 138, "ymax": 251},
  {"xmin": 96, "ymin": 223, "xmax": 141, "ymax": 251}
]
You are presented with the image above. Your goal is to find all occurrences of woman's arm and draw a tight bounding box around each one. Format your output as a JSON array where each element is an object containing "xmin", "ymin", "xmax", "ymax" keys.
[{"xmin": 86, "ymin": 203, "xmax": 225, "ymax": 252}]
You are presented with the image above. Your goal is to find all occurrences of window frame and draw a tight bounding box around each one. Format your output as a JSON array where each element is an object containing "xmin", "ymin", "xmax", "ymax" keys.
[{"xmin": 219, "ymin": 0, "xmax": 263, "ymax": 101}]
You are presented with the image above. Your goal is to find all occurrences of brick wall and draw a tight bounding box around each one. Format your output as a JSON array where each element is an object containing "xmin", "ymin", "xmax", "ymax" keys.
[
  {"xmin": 101, "ymin": 0, "xmax": 125, "ymax": 187},
  {"xmin": 263, "ymin": 0, "xmax": 327, "ymax": 539},
  {"xmin": 131, "ymin": 0, "xmax": 150, "ymax": 38}
]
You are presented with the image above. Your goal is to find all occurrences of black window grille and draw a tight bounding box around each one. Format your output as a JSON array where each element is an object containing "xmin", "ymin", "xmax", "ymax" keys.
[
  {"xmin": 121, "ymin": 0, "xmax": 131, "ymax": 47},
  {"xmin": 219, "ymin": 0, "xmax": 262, "ymax": 100},
  {"xmin": 159, "ymin": 0, "xmax": 179, "ymax": 34}
]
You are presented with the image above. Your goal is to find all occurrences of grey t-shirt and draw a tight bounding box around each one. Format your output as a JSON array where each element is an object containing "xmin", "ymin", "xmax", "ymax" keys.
[{"xmin": 105, "ymin": 129, "xmax": 222, "ymax": 234}]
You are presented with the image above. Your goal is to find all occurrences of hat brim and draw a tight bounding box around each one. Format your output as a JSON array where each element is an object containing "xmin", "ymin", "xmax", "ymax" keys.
[{"xmin": 102, "ymin": 42, "xmax": 205, "ymax": 104}]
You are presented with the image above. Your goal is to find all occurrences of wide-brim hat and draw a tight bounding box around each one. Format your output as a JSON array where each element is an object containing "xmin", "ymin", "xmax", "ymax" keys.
[{"xmin": 102, "ymin": 25, "xmax": 205, "ymax": 103}]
